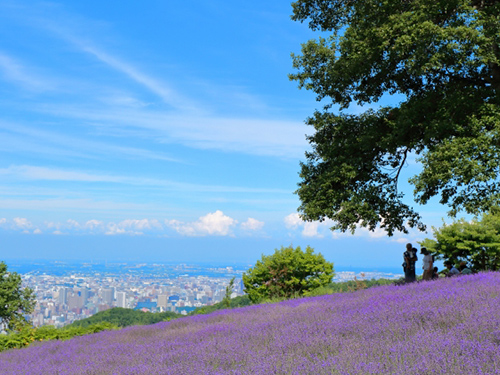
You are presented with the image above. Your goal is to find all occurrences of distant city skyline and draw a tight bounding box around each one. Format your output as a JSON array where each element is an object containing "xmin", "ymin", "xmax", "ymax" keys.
[{"xmin": 1, "ymin": 1, "xmax": 454, "ymax": 267}]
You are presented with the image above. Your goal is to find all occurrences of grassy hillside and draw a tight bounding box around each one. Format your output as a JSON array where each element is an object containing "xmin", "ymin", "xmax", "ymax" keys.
[
  {"xmin": 1, "ymin": 273, "xmax": 499, "ymax": 374},
  {"xmin": 67, "ymin": 307, "xmax": 180, "ymax": 328}
]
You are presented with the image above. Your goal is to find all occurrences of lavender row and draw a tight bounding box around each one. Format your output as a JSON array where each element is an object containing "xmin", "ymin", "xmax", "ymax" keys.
[{"xmin": 2, "ymin": 273, "xmax": 500, "ymax": 374}]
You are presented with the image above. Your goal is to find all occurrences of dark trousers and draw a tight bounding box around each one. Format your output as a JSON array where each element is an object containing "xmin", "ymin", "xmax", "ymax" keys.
[{"xmin": 404, "ymin": 268, "xmax": 416, "ymax": 283}]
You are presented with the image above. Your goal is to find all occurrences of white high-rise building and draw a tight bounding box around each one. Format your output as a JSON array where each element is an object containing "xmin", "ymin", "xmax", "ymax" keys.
[
  {"xmin": 102, "ymin": 288, "xmax": 114, "ymax": 305},
  {"xmin": 116, "ymin": 292, "xmax": 127, "ymax": 308},
  {"xmin": 157, "ymin": 294, "xmax": 168, "ymax": 309}
]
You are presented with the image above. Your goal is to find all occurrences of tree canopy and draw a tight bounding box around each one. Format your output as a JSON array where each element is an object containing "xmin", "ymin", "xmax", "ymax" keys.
[
  {"xmin": 0, "ymin": 261, "xmax": 36, "ymax": 330},
  {"xmin": 242, "ymin": 245, "xmax": 334, "ymax": 303},
  {"xmin": 290, "ymin": 0, "xmax": 500, "ymax": 235},
  {"xmin": 68, "ymin": 307, "xmax": 180, "ymax": 328},
  {"xmin": 421, "ymin": 208, "xmax": 500, "ymax": 271}
]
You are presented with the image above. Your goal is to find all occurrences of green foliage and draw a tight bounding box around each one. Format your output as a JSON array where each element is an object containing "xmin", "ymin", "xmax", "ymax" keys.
[
  {"xmin": 290, "ymin": 0, "xmax": 500, "ymax": 235},
  {"xmin": 223, "ymin": 277, "xmax": 235, "ymax": 309},
  {"xmin": 0, "ymin": 322, "xmax": 117, "ymax": 352},
  {"xmin": 0, "ymin": 261, "xmax": 36, "ymax": 330},
  {"xmin": 189, "ymin": 295, "xmax": 252, "ymax": 316},
  {"xmin": 421, "ymin": 208, "xmax": 500, "ymax": 271},
  {"xmin": 67, "ymin": 307, "xmax": 180, "ymax": 328},
  {"xmin": 242, "ymin": 245, "xmax": 334, "ymax": 303}
]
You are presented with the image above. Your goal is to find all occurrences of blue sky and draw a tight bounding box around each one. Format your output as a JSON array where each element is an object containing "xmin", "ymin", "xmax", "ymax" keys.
[{"xmin": 0, "ymin": 1, "xmax": 451, "ymax": 269}]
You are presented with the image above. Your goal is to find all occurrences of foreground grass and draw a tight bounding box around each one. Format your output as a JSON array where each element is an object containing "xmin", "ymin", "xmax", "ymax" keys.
[{"xmin": 1, "ymin": 273, "xmax": 499, "ymax": 374}]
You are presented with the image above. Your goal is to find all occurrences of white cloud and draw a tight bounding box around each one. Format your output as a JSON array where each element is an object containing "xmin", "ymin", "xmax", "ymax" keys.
[
  {"xmin": 393, "ymin": 237, "xmax": 409, "ymax": 244},
  {"xmin": 284, "ymin": 213, "xmax": 326, "ymax": 238},
  {"xmin": 84, "ymin": 220, "xmax": 105, "ymax": 231},
  {"xmin": 36, "ymin": 104, "xmax": 308, "ymax": 158},
  {"xmin": 241, "ymin": 218, "xmax": 264, "ymax": 231},
  {"xmin": 166, "ymin": 211, "xmax": 237, "ymax": 237},
  {"xmin": 117, "ymin": 219, "xmax": 163, "ymax": 231},
  {"xmin": 13, "ymin": 217, "xmax": 32, "ymax": 229},
  {"xmin": 0, "ymin": 165, "xmax": 124, "ymax": 183},
  {"xmin": 331, "ymin": 225, "xmax": 388, "ymax": 240},
  {"xmin": 33, "ymin": 228, "xmax": 42, "ymax": 234},
  {"xmin": 0, "ymin": 120, "xmax": 180, "ymax": 162},
  {"xmin": 0, "ymin": 165, "xmax": 288, "ymax": 196},
  {"xmin": 78, "ymin": 45, "xmax": 198, "ymax": 112},
  {"xmin": 66, "ymin": 219, "xmax": 81, "ymax": 229},
  {"xmin": 0, "ymin": 52, "xmax": 53, "ymax": 91},
  {"xmin": 284, "ymin": 212, "xmax": 402, "ymax": 239},
  {"xmin": 302, "ymin": 222, "xmax": 323, "ymax": 238},
  {"xmin": 284, "ymin": 213, "xmax": 302, "ymax": 229},
  {"xmin": 105, "ymin": 219, "xmax": 163, "ymax": 235},
  {"xmin": 105, "ymin": 223, "xmax": 127, "ymax": 236},
  {"xmin": 0, "ymin": 3, "xmax": 309, "ymax": 160}
]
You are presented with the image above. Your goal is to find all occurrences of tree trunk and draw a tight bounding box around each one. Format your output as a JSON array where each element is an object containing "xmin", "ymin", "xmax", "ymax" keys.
[{"xmin": 492, "ymin": 43, "xmax": 500, "ymax": 94}]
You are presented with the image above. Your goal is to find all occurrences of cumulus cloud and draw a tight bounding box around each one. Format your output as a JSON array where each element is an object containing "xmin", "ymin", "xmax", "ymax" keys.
[
  {"xmin": 240, "ymin": 218, "xmax": 264, "ymax": 231},
  {"xmin": 105, "ymin": 223, "xmax": 127, "ymax": 236},
  {"xmin": 84, "ymin": 220, "xmax": 105, "ymax": 230},
  {"xmin": 13, "ymin": 217, "xmax": 33, "ymax": 229},
  {"xmin": 105, "ymin": 219, "xmax": 162, "ymax": 235},
  {"xmin": 302, "ymin": 222, "xmax": 323, "ymax": 238},
  {"xmin": 284, "ymin": 213, "xmax": 326, "ymax": 238},
  {"xmin": 284, "ymin": 213, "xmax": 303, "ymax": 229},
  {"xmin": 118, "ymin": 219, "xmax": 162, "ymax": 231},
  {"xmin": 0, "ymin": 214, "xmax": 250, "ymax": 237},
  {"xmin": 67, "ymin": 219, "xmax": 81, "ymax": 228},
  {"xmin": 166, "ymin": 211, "xmax": 237, "ymax": 236}
]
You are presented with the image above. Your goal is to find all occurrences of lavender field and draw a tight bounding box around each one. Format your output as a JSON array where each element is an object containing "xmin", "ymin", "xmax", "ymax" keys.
[{"xmin": 2, "ymin": 273, "xmax": 500, "ymax": 374}]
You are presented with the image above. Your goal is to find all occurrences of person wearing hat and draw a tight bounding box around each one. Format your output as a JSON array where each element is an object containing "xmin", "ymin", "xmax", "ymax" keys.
[{"xmin": 421, "ymin": 247, "xmax": 433, "ymax": 281}]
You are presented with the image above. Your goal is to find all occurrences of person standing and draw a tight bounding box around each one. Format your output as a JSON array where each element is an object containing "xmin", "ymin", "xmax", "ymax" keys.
[
  {"xmin": 421, "ymin": 247, "xmax": 433, "ymax": 281},
  {"xmin": 403, "ymin": 243, "xmax": 418, "ymax": 283}
]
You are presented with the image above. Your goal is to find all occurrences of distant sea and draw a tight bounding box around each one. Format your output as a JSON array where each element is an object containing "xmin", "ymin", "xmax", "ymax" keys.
[{"xmin": 4, "ymin": 259, "xmax": 403, "ymax": 277}]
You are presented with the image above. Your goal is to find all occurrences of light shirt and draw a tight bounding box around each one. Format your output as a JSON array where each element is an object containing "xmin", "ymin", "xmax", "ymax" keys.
[
  {"xmin": 422, "ymin": 254, "xmax": 433, "ymax": 270},
  {"xmin": 448, "ymin": 267, "xmax": 460, "ymax": 276}
]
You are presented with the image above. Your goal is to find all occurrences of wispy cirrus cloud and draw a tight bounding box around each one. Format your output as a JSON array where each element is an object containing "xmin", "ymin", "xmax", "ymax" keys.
[
  {"xmin": 75, "ymin": 45, "xmax": 200, "ymax": 113},
  {"xmin": 4, "ymin": 2, "xmax": 202, "ymax": 113},
  {"xmin": 0, "ymin": 165, "xmax": 123, "ymax": 183},
  {"xmin": 0, "ymin": 165, "xmax": 290, "ymax": 194},
  {"xmin": 0, "ymin": 52, "xmax": 54, "ymax": 91},
  {"xmin": 0, "ymin": 120, "xmax": 181, "ymax": 162},
  {"xmin": 33, "ymin": 104, "xmax": 309, "ymax": 158},
  {"xmin": 0, "ymin": 3, "xmax": 309, "ymax": 159}
]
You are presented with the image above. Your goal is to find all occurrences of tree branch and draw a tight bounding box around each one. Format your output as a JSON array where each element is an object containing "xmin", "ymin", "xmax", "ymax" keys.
[{"xmin": 394, "ymin": 147, "xmax": 408, "ymax": 195}]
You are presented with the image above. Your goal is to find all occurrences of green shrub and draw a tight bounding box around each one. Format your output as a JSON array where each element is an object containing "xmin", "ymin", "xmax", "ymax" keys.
[{"xmin": 0, "ymin": 322, "xmax": 118, "ymax": 352}]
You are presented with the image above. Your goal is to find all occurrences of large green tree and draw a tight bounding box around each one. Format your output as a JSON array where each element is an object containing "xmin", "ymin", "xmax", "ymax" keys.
[
  {"xmin": 290, "ymin": 0, "xmax": 500, "ymax": 235},
  {"xmin": 0, "ymin": 261, "xmax": 36, "ymax": 330},
  {"xmin": 421, "ymin": 208, "xmax": 500, "ymax": 271},
  {"xmin": 242, "ymin": 245, "xmax": 334, "ymax": 302}
]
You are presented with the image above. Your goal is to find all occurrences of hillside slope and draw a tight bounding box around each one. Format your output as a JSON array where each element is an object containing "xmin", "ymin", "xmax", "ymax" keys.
[
  {"xmin": 67, "ymin": 307, "xmax": 180, "ymax": 328},
  {"xmin": 1, "ymin": 273, "xmax": 500, "ymax": 374}
]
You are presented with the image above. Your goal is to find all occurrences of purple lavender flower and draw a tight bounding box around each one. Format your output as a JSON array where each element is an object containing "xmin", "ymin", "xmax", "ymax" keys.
[{"xmin": 1, "ymin": 273, "xmax": 500, "ymax": 374}]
